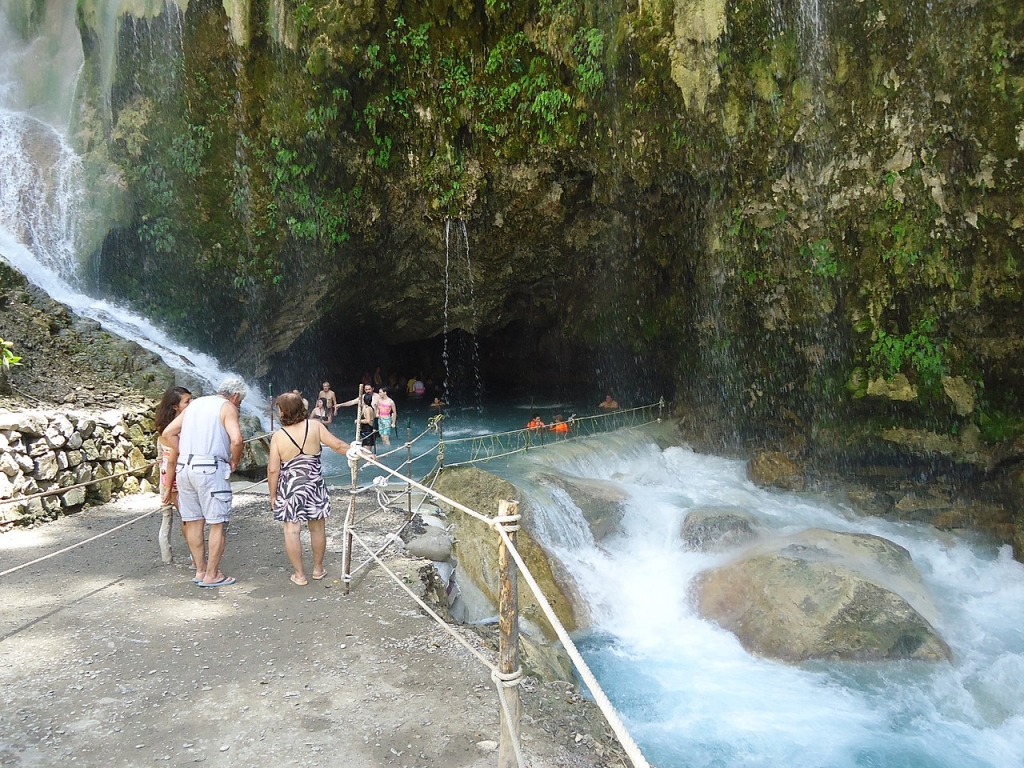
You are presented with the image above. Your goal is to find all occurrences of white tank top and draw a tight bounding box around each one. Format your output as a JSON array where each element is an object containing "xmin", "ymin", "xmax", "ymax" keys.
[{"xmin": 179, "ymin": 395, "xmax": 231, "ymax": 461}]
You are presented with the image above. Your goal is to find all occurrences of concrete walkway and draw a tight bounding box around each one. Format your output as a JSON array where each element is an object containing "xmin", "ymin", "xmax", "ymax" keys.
[{"xmin": 0, "ymin": 492, "xmax": 619, "ymax": 768}]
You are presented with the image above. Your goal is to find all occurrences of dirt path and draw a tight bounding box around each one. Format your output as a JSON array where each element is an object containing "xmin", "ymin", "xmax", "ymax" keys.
[{"xmin": 0, "ymin": 491, "xmax": 626, "ymax": 768}]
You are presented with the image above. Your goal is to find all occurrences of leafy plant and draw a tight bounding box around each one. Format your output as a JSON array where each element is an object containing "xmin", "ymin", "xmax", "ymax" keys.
[
  {"xmin": 572, "ymin": 28, "xmax": 606, "ymax": 96},
  {"xmin": 0, "ymin": 339, "xmax": 21, "ymax": 370},
  {"xmin": 867, "ymin": 317, "xmax": 947, "ymax": 386},
  {"xmin": 802, "ymin": 237, "xmax": 838, "ymax": 278}
]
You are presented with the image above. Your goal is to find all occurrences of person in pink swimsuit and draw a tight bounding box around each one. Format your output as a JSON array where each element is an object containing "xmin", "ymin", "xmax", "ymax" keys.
[{"xmin": 376, "ymin": 388, "xmax": 397, "ymax": 446}]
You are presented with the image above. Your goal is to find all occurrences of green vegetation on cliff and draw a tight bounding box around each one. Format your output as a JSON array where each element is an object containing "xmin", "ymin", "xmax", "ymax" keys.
[{"xmin": 73, "ymin": 0, "xmax": 1024, "ymax": 444}]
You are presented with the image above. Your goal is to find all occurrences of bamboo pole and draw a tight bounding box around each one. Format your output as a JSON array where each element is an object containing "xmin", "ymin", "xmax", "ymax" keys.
[
  {"xmin": 497, "ymin": 499, "xmax": 521, "ymax": 768},
  {"xmin": 341, "ymin": 384, "xmax": 364, "ymax": 595},
  {"xmin": 405, "ymin": 420, "xmax": 413, "ymax": 521},
  {"xmin": 437, "ymin": 412, "xmax": 444, "ymax": 469},
  {"xmin": 342, "ymin": 445, "xmax": 359, "ymax": 596},
  {"xmin": 342, "ymin": 462, "xmax": 358, "ymax": 593}
]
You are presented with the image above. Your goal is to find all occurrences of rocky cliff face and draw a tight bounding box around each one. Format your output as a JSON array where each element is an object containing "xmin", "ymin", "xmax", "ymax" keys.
[{"xmin": 23, "ymin": 1, "xmax": 1022, "ymax": 500}]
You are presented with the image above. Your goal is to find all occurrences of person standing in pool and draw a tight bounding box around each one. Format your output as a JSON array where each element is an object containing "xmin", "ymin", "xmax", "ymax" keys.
[
  {"xmin": 316, "ymin": 381, "xmax": 338, "ymax": 423},
  {"xmin": 376, "ymin": 387, "xmax": 397, "ymax": 447}
]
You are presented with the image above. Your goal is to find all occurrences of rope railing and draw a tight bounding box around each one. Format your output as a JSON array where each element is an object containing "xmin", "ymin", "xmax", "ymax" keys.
[
  {"xmin": 348, "ymin": 448, "xmax": 654, "ymax": 768},
  {"xmin": 0, "ymin": 460, "xmax": 158, "ymax": 509},
  {"xmin": 441, "ymin": 400, "xmax": 664, "ymax": 468},
  {"xmin": 2, "ymin": 402, "xmax": 664, "ymax": 766},
  {"xmin": 348, "ymin": 525, "xmax": 529, "ymax": 768},
  {"xmin": 0, "ymin": 428, "xmax": 277, "ymax": 510},
  {"xmin": 319, "ymin": 424, "xmax": 435, "ymax": 483},
  {"xmin": 0, "ymin": 506, "xmax": 162, "ymax": 577}
]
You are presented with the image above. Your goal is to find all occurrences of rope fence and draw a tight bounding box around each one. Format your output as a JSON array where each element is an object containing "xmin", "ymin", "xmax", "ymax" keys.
[
  {"xmin": 0, "ymin": 506, "xmax": 162, "ymax": 577},
  {"xmin": 0, "ymin": 400, "xmax": 665, "ymax": 767},
  {"xmin": 0, "ymin": 429, "xmax": 274, "ymax": 509},
  {"xmin": 347, "ymin": 451, "xmax": 654, "ymax": 768},
  {"xmin": 441, "ymin": 400, "xmax": 664, "ymax": 467}
]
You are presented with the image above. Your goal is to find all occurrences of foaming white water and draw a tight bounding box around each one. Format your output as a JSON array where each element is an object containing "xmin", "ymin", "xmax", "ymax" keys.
[
  {"xmin": 0, "ymin": 116, "xmax": 268, "ymax": 423},
  {"xmin": 0, "ymin": 6, "xmax": 268, "ymax": 425},
  {"xmin": 505, "ymin": 429, "xmax": 1024, "ymax": 768}
]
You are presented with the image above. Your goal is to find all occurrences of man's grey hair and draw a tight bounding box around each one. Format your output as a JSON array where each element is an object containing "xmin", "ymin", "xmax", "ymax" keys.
[{"xmin": 217, "ymin": 376, "xmax": 248, "ymax": 400}]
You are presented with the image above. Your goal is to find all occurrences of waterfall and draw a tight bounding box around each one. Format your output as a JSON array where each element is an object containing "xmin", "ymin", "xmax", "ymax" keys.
[
  {"xmin": 459, "ymin": 219, "xmax": 483, "ymax": 411},
  {"xmin": 0, "ymin": 2, "xmax": 267, "ymax": 422},
  {"xmin": 441, "ymin": 218, "xmax": 482, "ymax": 410}
]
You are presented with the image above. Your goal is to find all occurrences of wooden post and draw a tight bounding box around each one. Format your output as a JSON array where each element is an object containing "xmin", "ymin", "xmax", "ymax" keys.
[
  {"xmin": 405, "ymin": 424, "xmax": 413, "ymax": 521},
  {"xmin": 437, "ymin": 413, "xmax": 444, "ymax": 469},
  {"xmin": 497, "ymin": 499, "xmax": 521, "ymax": 768},
  {"xmin": 342, "ymin": 452, "xmax": 359, "ymax": 595}
]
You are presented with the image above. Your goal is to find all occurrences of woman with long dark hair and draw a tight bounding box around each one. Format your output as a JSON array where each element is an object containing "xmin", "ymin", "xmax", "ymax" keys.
[
  {"xmin": 309, "ymin": 397, "xmax": 330, "ymax": 422},
  {"xmin": 155, "ymin": 386, "xmax": 192, "ymax": 564}
]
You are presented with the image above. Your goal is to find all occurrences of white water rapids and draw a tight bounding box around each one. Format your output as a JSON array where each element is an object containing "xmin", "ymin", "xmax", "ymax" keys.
[{"xmin": 498, "ymin": 427, "xmax": 1024, "ymax": 768}]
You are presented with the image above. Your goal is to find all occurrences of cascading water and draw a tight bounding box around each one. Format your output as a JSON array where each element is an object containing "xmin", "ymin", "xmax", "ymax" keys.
[
  {"xmin": 441, "ymin": 218, "xmax": 483, "ymax": 410},
  {"xmin": 501, "ymin": 430, "xmax": 1024, "ymax": 768},
  {"xmin": 443, "ymin": 218, "xmax": 452, "ymax": 399},
  {"xmin": 0, "ymin": 2, "xmax": 266, "ymax": 421},
  {"xmin": 459, "ymin": 219, "xmax": 483, "ymax": 410}
]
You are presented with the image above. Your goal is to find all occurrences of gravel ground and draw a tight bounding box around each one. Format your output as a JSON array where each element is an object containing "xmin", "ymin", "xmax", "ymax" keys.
[{"xmin": 0, "ymin": 489, "xmax": 630, "ymax": 768}]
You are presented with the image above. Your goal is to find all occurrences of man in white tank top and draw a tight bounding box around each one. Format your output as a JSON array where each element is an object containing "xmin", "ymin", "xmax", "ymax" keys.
[{"xmin": 161, "ymin": 377, "xmax": 246, "ymax": 588}]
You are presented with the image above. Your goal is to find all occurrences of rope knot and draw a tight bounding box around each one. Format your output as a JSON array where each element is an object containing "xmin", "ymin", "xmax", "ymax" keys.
[
  {"xmin": 492, "ymin": 514, "xmax": 521, "ymax": 533},
  {"xmin": 491, "ymin": 667, "xmax": 523, "ymax": 688}
]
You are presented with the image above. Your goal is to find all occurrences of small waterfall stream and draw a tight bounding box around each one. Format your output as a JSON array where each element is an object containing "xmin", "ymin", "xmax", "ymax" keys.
[
  {"xmin": 0, "ymin": 2, "xmax": 267, "ymax": 421},
  {"xmin": 442, "ymin": 218, "xmax": 483, "ymax": 410}
]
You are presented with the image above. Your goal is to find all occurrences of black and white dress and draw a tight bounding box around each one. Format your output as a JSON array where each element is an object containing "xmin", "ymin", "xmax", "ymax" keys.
[{"xmin": 273, "ymin": 421, "xmax": 330, "ymax": 523}]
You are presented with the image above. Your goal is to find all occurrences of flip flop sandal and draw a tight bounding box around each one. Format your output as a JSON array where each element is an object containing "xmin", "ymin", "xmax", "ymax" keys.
[{"xmin": 198, "ymin": 576, "xmax": 236, "ymax": 588}]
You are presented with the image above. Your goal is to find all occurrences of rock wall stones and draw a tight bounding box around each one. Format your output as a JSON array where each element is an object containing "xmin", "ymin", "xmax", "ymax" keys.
[{"xmin": 0, "ymin": 406, "xmax": 157, "ymax": 526}]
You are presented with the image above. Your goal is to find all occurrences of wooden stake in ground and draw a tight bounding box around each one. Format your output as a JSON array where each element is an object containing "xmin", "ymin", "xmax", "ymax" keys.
[{"xmin": 497, "ymin": 499, "xmax": 522, "ymax": 768}]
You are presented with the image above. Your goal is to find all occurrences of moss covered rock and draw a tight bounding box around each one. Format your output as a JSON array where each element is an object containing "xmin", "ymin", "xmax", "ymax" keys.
[{"xmin": 433, "ymin": 465, "xmax": 583, "ymax": 640}]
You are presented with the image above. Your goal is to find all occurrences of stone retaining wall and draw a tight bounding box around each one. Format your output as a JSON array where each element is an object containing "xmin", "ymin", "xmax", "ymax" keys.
[{"xmin": 0, "ymin": 407, "xmax": 157, "ymax": 526}]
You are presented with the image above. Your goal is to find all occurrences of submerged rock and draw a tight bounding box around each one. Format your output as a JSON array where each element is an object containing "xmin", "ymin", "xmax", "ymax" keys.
[
  {"xmin": 693, "ymin": 528, "xmax": 952, "ymax": 663},
  {"xmin": 433, "ymin": 466, "xmax": 585, "ymax": 639},
  {"xmin": 680, "ymin": 506, "xmax": 761, "ymax": 552}
]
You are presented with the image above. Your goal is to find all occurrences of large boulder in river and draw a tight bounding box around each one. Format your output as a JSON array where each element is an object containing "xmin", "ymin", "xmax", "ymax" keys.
[
  {"xmin": 693, "ymin": 528, "xmax": 952, "ymax": 663},
  {"xmin": 433, "ymin": 466, "xmax": 584, "ymax": 639},
  {"xmin": 681, "ymin": 506, "xmax": 762, "ymax": 552}
]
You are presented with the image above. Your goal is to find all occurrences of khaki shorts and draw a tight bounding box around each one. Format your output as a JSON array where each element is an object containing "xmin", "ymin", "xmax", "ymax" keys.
[{"xmin": 176, "ymin": 460, "xmax": 233, "ymax": 524}]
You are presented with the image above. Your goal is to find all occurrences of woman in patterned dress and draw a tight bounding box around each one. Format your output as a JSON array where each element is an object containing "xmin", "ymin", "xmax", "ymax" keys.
[{"xmin": 267, "ymin": 391, "xmax": 352, "ymax": 586}]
